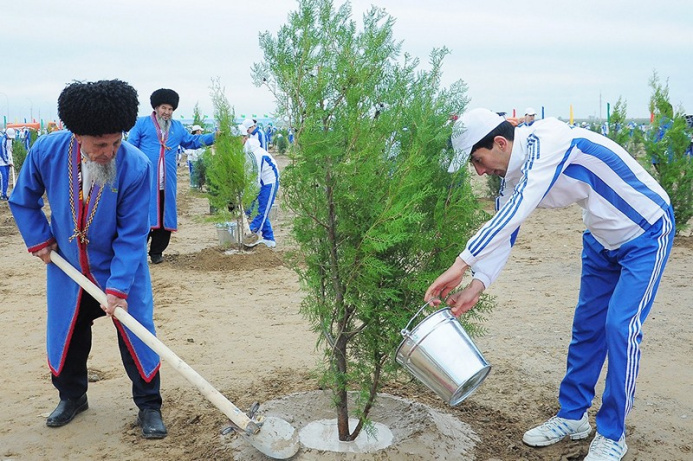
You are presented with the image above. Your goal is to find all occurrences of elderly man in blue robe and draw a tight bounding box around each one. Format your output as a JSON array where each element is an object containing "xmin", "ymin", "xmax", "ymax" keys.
[
  {"xmin": 9, "ymin": 79, "xmax": 168, "ymax": 439},
  {"xmin": 127, "ymin": 89, "xmax": 216, "ymax": 264}
]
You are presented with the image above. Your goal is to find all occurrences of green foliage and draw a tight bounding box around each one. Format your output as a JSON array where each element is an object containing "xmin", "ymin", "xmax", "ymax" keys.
[
  {"xmin": 205, "ymin": 78, "xmax": 256, "ymax": 240},
  {"xmin": 486, "ymin": 175, "xmax": 501, "ymax": 198},
  {"xmin": 255, "ymin": 0, "xmax": 489, "ymax": 441},
  {"xmin": 192, "ymin": 149, "xmax": 208, "ymax": 190},
  {"xmin": 11, "ymin": 139, "xmax": 27, "ymax": 172},
  {"xmin": 607, "ymin": 97, "xmax": 631, "ymax": 148},
  {"xmin": 275, "ymin": 131, "xmax": 289, "ymax": 153},
  {"xmin": 605, "ymin": 97, "xmax": 645, "ymax": 158},
  {"xmin": 192, "ymin": 103, "xmax": 205, "ymax": 129},
  {"xmin": 643, "ymin": 71, "xmax": 693, "ymax": 233}
]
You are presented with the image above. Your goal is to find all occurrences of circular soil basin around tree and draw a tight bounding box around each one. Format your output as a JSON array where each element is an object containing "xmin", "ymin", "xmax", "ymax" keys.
[{"xmin": 225, "ymin": 390, "xmax": 479, "ymax": 460}]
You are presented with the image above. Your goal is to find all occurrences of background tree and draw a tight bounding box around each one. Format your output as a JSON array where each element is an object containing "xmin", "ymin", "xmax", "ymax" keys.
[
  {"xmin": 607, "ymin": 97, "xmax": 630, "ymax": 149},
  {"xmin": 275, "ymin": 130, "xmax": 289, "ymax": 154},
  {"xmin": 191, "ymin": 103, "xmax": 206, "ymax": 130},
  {"xmin": 205, "ymin": 78, "xmax": 257, "ymax": 244},
  {"xmin": 11, "ymin": 138, "xmax": 27, "ymax": 172},
  {"xmin": 188, "ymin": 103, "xmax": 209, "ymax": 189},
  {"xmin": 605, "ymin": 97, "xmax": 645, "ymax": 158},
  {"xmin": 253, "ymin": 0, "xmax": 491, "ymax": 441},
  {"xmin": 643, "ymin": 71, "xmax": 693, "ymax": 233}
]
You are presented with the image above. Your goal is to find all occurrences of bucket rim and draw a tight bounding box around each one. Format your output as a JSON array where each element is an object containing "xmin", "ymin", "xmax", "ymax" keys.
[
  {"xmin": 400, "ymin": 306, "xmax": 455, "ymax": 337},
  {"xmin": 394, "ymin": 306, "xmax": 458, "ymax": 360}
]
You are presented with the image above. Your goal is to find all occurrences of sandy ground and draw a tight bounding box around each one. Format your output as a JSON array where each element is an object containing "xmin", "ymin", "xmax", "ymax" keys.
[{"xmin": 0, "ymin": 152, "xmax": 691, "ymax": 460}]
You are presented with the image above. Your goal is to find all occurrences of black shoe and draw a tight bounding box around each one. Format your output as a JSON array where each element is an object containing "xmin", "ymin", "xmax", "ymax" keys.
[
  {"xmin": 150, "ymin": 254, "xmax": 164, "ymax": 264},
  {"xmin": 46, "ymin": 394, "xmax": 88, "ymax": 427},
  {"xmin": 137, "ymin": 409, "xmax": 168, "ymax": 439}
]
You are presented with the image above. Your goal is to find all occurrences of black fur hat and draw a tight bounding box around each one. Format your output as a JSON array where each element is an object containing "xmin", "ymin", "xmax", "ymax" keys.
[
  {"xmin": 58, "ymin": 79, "xmax": 139, "ymax": 135},
  {"xmin": 150, "ymin": 88, "xmax": 179, "ymax": 110}
]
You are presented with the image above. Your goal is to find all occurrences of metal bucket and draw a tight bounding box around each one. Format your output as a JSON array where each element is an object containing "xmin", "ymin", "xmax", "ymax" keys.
[
  {"xmin": 395, "ymin": 304, "xmax": 491, "ymax": 406},
  {"xmin": 215, "ymin": 222, "xmax": 238, "ymax": 246}
]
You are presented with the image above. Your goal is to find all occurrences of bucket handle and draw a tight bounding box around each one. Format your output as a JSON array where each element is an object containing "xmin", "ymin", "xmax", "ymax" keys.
[{"xmin": 401, "ymin": 300, "xmax": 438, "ymax": 338}]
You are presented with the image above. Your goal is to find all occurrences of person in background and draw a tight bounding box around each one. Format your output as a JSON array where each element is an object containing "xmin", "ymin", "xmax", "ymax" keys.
[
  {"xmin": 520, "ymin": 107, "xmax": 537, "ymax": 127},
  {"xmin": 126, "ymin": 89, "xmax": 216, "ymax": 264},
  {"xmin": 185, "ymin": 124, "xmax": 205, "ymax": 189},
  {"xmin": 425, "ymin": 108, "xmax": 674, "ymax": 461},
  {"xmin": 265, "ymin": 122, "xmax": 274, "ymax": 148},
  {"xmin": 238, "ymin": 124, "xmax": 279, "ymax": 248},
  {"xmin": 0, "ymin": 127, "xmax": 16, "ymax": 200},
  {"xmin": 21, "ymin": 126, "xmax": 32, "ymax": 151},
  {"xmin": 242, "ymin": 118, "xmax": 267, "ymax": 150},
  {"xmin": 9, "ymin": 79, "xmax": 167, "ymax": 439}
]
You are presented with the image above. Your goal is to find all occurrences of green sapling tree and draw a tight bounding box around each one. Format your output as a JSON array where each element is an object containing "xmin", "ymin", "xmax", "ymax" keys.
[
  {"xmin": 253, "ymin": 0, "xmax": 492, "ymax": 442},
  {"xmin": 206, "ymin": 78, "xmax": 257, "ymax": 245},
  {"xmin": 643, "ymin": 71, "xmax": 693, "ymax": 233}
]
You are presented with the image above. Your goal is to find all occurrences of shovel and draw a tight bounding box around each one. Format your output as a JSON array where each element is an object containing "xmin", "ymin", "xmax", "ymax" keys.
[{"xmin": 50, "ymin": 251, "xmax": 300, "ymax": 459}]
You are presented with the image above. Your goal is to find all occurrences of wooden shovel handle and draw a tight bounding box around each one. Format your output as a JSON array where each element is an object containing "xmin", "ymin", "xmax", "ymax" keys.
[{"xmin": 50, "ymin": 251, "xmax": 258, "ymax": 434}]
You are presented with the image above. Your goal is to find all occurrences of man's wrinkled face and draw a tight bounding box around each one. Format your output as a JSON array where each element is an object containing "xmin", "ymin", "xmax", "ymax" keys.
[
  {"xmin": 75, "ymin": 132, "xmax": 122, "ymax": 165},
  {"xmin": 155, "ymin": 104, "xmax": 174, "ymax": 120}
]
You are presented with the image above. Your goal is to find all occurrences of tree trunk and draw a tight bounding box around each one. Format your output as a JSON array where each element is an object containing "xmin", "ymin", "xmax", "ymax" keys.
[{"xmin": 334, "ymin": 333, "xmax": 351, "ymax": 441}]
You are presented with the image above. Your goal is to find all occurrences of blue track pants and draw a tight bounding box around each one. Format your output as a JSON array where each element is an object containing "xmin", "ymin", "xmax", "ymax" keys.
[{"xmin": 557, "ymin": 205, "xmax": 674, "ymax": 441}]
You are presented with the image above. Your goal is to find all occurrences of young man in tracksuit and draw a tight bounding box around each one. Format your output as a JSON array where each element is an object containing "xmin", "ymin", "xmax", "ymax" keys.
[
  {"xmin": 0, "ymin": 127, "xmax": 15, "ymax": 200},
  {"xmin": 238, "ymin": 125, "xmax": 279, "ymax": 248},
  {"xmin": 426, "ymin": 108, "xmax": 674, "ymax": 461}
]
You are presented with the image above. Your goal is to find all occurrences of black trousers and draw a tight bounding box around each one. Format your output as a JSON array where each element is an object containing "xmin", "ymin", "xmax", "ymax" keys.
[
  {"xmin": 148, "ymin": 190, "xmax": 171, "ymax": 256},
  {"xmin": 51, "ymin": 291, "xmax": 162, "ymax": 410}
]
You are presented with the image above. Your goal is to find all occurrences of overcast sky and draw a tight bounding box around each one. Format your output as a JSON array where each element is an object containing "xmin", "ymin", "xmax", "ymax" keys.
[{"xmin": 1, "ymin": 0, "xmax": 691, "ymax": 125}]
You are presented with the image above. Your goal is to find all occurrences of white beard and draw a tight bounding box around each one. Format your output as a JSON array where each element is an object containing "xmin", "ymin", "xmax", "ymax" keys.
[
  {"xmin": 85, "ymin": 158, "xmax": 117, "ymax": 187},
  {"xmin": 157, "ymin": 117, "xmax": 171, "ymax": 133}
]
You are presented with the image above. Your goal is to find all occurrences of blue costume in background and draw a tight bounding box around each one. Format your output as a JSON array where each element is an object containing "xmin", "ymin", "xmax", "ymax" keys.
[{"xmin": 127, "ymin": 113, "xmax": 214, "ymax": 232}]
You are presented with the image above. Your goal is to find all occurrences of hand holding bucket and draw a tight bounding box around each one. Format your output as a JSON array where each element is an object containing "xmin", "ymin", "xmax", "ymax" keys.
[{"xmin": 395, "ymin": 302, "xmax": 491, "ymax": 406}]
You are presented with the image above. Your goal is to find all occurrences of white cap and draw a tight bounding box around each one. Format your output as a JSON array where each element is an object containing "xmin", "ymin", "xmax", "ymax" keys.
[
  {"xmin": 237, "ymin": 124, "xmax": 248, "ymax": 136},
  {"xmin": 525, "ymin": 107, "xmax": 537, "ymax": 116},
  {"xmin": 450, "ymin": 108, "xmax": 505, "ymax": 165},
  {"xmin": 242, "ymin": 118, "xmax": 255, "ymax": 130},
  {"xmin": 5, "ymin": 127, "xmax": 16, "ymax": 138},
  {"xmin": 191, "ymin": 124, "xmax": 203, "ymax": 132}
]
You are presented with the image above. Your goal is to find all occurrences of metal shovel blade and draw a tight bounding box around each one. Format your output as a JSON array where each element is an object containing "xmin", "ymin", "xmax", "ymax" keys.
[{"xmin": 241, "ymin": 416, "xmax": 300, "ymax": 459}]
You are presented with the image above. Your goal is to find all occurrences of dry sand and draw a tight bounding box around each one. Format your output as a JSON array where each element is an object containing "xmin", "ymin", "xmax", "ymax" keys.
[{"xmin": 0, "ymin": 153, "xmax": 691, "ymax": 460}]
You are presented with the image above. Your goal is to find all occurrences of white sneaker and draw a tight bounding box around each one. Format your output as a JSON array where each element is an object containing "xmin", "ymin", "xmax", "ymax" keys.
[
  {"xmin": 584, "ymin": 433, "xmax": 627, "ymax": 460},
  {"xmin": 259, "ymin": 239, "xmax": 276, "ymax": 248},
  {"xmin": 523, "ymin": 412, "xmax": 591, "ymax": 447}
]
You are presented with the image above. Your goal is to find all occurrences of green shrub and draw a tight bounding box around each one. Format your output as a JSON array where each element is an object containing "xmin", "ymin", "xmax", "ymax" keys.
[
  {"xmin": 191, "ymin": 149, "xmax": 208, "ymax": 190},
  {"xmin": 205, "ymin": 79, "xmax": 257, "ymax": 237},
  {"xmin": 643, "ymin": 71, "xmax": 693, "ymax": 233},
  {"xmin": 486, "ymin": 175, "xmax": 501, "ymax": 198},
  {"xmin": 275, "ymin": 132, "xmax": 288, "ymax": 154},
  {"xmin": 11, "ymin": 139, "xmax": 27, "ymax": 172}
]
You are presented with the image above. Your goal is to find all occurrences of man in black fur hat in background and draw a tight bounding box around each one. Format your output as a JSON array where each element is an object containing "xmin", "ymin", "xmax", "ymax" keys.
[
  {"xmin": 127, "ymin": 89, "xmax": 216, "ymax": 264},
  {"xmin": 9, "ymin": 79, "xmax": 168, "ymax": 439}
]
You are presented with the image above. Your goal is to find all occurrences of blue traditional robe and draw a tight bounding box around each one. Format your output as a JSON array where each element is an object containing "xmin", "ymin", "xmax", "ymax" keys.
[
  {"xmin": 9, "ymin": 130, "xmax": 160, "ymax": 380},
  {"xmin": 126, "ymin": 113, "xmax": 215, "ymax": 231}
]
